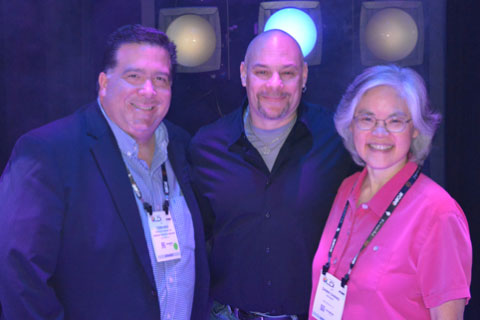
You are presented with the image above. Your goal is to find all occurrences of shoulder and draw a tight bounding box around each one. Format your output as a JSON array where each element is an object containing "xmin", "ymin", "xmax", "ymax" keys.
[
  {"xmin": 11, "ymin": 103, "xmax": 95, "ymax": 155},
  {"xmin": 301, "ymin": 101, "xmax": 335, "ymax": 128},
  {"xmin": 164, "ymin": 119, "xmax": 191, "ymax": 145},
  {"xmin": 405, "ymin": 174, "xmax": 469, "ymax": 239},
  {"xmin": 193, "ymin": 107, "xmax": 241, "ymax": 138},
  {"xmin": 2, "ymin": 102, "xmax": 105, "ymax": 183},
  {"xmin": 303, "ymin": 101, "xmax": 334, "ymax": 117},
  {"xmin": 300, "ymin": 102, "xmax": 344, "ymax": 149},
  {"xmin": 336, "ymin": 171, "xmax": 362, "ymax": 194},
  {"xmin": 21, "ymin": 102, "xmax": 95, "ymax": 145},
  {"xmin": 414, "ymin": 174, "xmax": 464, "ymax": 215},
  {"xmin": 190, "ymin": 107, "xmax": 242, "ymax": 148}
]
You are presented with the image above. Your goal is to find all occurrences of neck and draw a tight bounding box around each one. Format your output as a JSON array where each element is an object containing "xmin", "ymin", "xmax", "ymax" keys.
[
  {"xmin": 137, "ymin": 136, "xmax": 156, "ymax": 168},
  {"xmin": 249, "ymin": 109, "xmax": 297, "ymax": 130},
  {"xmin": 359, "ymin": 160, "xmax": 408, "ymax": 204}
]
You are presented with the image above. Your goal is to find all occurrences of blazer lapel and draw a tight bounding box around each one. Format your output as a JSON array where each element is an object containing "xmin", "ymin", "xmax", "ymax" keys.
[{"xmin": 84, "ymin": 103, "xmax": 155, "ymax": 286}]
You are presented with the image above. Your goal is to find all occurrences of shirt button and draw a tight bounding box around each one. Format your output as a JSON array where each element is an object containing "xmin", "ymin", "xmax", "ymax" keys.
[
  {"xmin": 265, "ymin": 211, "xmax": 271, "ymax": 218},
  {"xmin": 169, "ymin": 277, "xmax": 174, "ymax": 283},
  {"xmin": 267, "ymin": 280, "xmax": 272, "ymax": 286},
  {"xmin": 373, "ymin": 245, "xmax": 379, "ymax": 251},
  {"xmin": 265, "ymin": 177, "xmax": 271, "ymax": 186},
  {"xmin": 167, "ymin": 314, "xmax": 171, "ymax": 319},
  {"xmin": 126, "ymin": 151, "xmax": 132, "ymax": 157},
  {"xmin": 266, "ymin": 247, "xmax": 270, "ymax": 254},
  {"xmin": 361, "ymin": 203, "xmax": 368, "ymax": 209}
]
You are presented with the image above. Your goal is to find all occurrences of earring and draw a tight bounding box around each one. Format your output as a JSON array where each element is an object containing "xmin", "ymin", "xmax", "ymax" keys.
[{"xmin": 302, "ymin": 85, "xmax": 307, "ymax": 93}]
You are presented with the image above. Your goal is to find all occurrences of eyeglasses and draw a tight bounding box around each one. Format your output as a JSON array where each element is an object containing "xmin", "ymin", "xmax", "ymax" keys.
[{"xmin": 353, "ymin": 114, "xmax": 412, "ymax": 133}]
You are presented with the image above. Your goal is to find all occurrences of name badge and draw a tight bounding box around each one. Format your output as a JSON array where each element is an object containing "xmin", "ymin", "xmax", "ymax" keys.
[
  {"xmin": 147, "ymin": 210, "xmax": 181, "ymax": 262},
  {"xmin": 312, "ymin": 272, "xmax": 347, "ymax": 320}
]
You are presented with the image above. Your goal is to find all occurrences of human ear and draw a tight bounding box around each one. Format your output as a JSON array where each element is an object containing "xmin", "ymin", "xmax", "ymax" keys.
[
  {"xmin": 98, "ymin": 72, "xmax": 108, "ymax": 96},
  {"xmin": 240, "ymin": 62, "xmax": 247, "ymax": 87},
  {"xmin": 302, "ymin": 62, "xmax": 308, "ymax": 88}
]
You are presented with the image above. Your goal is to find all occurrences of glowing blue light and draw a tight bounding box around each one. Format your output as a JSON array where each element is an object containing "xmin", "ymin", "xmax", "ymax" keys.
[{"xmin": 264, "ymin": 8, "xmax": 317, "ymax": 57}]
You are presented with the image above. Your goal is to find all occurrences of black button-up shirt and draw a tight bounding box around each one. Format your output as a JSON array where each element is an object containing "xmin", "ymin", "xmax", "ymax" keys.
[{"xmin": 189, "ymin": 101, "xmax": 354, "ymax": 317}]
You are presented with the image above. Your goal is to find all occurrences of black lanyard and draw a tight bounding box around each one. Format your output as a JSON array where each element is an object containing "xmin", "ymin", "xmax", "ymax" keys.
[
  {"xmin": 322, "ymin": 165, "xmax": 422, "ymax": 287},
  {"xmin": 126, "ymin": 163, "xmax": 170, "ymax": 215}
]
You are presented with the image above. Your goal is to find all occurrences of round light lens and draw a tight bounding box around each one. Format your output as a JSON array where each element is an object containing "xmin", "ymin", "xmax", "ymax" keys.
[
  {"xmin": 166, "ymin": 14, "xmax": 216, "ymax": 67},
  {"xmin": 366, "ymin": 8, "xmax": 418, "ymax": 61},
  {"xmin": 264, "ymin": 8, "xmax": 317, "ymax": 57}
]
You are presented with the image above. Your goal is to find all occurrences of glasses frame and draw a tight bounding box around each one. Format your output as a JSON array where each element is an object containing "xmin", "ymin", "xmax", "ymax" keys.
[{"xmin": 353, "ymin": 114, "xmax": 412, "ymax": 133}]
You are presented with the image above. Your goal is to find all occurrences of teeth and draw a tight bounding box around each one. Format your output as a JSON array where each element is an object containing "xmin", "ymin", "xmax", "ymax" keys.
[
  {"xmin": 131, "ymin": 103, "xmax": 154, "ymax": 111},
  {"xmin": 369, "ymin": 144, "xmax": 392, "ymax": 150}
]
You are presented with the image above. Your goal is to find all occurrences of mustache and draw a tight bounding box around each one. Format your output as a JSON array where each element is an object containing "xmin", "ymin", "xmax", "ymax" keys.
[{"xmin": 258, "ymin": 92, "xmax": 289, "ymax": 98}]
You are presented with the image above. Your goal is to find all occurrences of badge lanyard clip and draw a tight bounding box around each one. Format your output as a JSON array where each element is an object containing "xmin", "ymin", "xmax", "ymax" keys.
[{"xmin": 127, "ymin": 163, "xmax": 170, "ymax": 216}]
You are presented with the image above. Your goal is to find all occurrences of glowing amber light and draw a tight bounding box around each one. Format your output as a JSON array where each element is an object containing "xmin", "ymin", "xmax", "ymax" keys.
[
  {"xmin": 366, "ymin": 8, "xmax": 418, "ymax": 61},
  {"xmin": 166, "ymin": 15, "xmax": 216, "ymax": 67}
]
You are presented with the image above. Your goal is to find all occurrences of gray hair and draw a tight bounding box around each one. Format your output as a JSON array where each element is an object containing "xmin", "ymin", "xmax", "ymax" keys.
[{"xmin": 334, "ymin": 64, "xmax": 441, "ymax": 166}]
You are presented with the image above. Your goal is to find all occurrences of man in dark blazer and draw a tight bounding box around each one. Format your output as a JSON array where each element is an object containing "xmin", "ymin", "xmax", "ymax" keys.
[{"xmin": 0, "ymin": 25, "xmax": 208, "ymax": 319}]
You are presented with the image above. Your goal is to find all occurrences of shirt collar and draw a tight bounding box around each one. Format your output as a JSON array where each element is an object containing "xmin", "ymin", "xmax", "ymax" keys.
[
  {"xmin": 97, "ymin": 97, "xmax": 169, "ymax": 165},
  {"xmin": 350, "ymin": 161, "xmax": 419, "ymax": 217}
]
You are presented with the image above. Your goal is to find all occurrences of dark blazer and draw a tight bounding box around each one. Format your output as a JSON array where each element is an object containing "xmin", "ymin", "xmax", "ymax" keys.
[{"xmin": 0, "ymin": 102, "xmax": 209, "ymax": 319}]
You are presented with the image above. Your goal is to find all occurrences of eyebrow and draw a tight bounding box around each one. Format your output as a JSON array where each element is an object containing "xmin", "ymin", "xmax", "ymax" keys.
[
  {"xmin": 250, "ymin": 63, "xmax": 299, "ymax": 69},
  {"xmin": 122, "ymin": 68, "xmax": 145, "ymax": 75},
  {"xmin": 122, "ymin": 68, "xmax": 170, "ymax": 77},
  {"xmin": 355, "ymin": 110, "xmax": 408, "ymax": 117}
]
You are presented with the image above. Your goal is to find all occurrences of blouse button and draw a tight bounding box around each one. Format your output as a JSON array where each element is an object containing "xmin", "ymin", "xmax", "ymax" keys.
[{"xmin": 361, "ymin": 203, "xmax": 368, "ymax": 209}]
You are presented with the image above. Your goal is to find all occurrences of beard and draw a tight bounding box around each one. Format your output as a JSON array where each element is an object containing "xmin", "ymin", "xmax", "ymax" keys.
[{"xmin": 256, "ymin": 95, "xmax": 292, "ymax": 120}]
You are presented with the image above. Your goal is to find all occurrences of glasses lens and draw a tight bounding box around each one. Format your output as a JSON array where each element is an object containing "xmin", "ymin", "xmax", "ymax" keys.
[
  {"xmin": 386, "ymin": 118, "xmax": 407, "ymax": 132},
  {"xmin": 356, "ymin": 116, "xmax": 375, "ymax": 130}
]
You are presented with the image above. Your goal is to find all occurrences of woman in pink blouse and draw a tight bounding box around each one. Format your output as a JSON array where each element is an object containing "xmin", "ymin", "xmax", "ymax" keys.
[{"xmin": 309, "ymin": 65, "xmax": 471, "ymax": 320}]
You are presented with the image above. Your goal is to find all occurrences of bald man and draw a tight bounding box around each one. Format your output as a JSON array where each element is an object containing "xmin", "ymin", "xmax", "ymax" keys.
[{"xmin": 189, "ymin": 30, "xmax": 353, "ymax": 320}]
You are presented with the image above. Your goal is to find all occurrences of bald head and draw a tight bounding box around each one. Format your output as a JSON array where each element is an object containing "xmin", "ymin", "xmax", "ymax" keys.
[
  {"xmin": 243, "ymin": 30, "xmax": 304, "ymax": 68},
  {"xmin": 240, "ymin": 29, "xmax": 308, "ymax": 130}
]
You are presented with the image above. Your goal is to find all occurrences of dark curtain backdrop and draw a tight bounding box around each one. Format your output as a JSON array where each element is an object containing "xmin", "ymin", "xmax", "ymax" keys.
[
  {"xmin": 446, "ymin": 0, "xmax": 480, "ymax": 318},
  {"xmin": 0, "ymin": 0, "xmax": 478, "ymax": 318}
]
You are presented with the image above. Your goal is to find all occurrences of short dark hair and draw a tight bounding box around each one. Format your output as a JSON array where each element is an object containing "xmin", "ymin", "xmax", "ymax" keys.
[{"xmin": 101, "ymin": 24, "xmax": 177, "ymax": 74}]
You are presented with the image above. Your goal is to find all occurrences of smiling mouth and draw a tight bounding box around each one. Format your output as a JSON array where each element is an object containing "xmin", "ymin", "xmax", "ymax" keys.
[
  {"xmin": 368, "ymin": 143, "xmax": 393, "ymax": 151},
  {"xmin": 131, "ymin": 102, "xmax": 154, "ymax": 111}
]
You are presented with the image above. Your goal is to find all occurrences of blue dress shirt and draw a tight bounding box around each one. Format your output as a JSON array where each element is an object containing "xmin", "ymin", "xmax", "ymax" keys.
[{"xmin": 100, "ymin": 102, "xmax": 196, "ymax": 320}]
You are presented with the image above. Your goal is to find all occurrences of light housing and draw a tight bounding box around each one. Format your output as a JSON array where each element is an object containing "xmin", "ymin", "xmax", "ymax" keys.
[{"xmin": 159, "ymin": 7, "xmax": 221, "ymax": 73}]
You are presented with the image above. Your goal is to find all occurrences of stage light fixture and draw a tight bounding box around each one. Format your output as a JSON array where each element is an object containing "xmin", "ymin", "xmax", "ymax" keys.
[
  {"xmin": 264, "ymin": 8, "xmax": 317, "ymax": 57},
  {"xmin": 159, "ymin": 7, "xmax": 221, "ymax": 73},
  {"xmin": 360, "ymin": 1, "xmax": 424, "ymax": 66},
  {"xmin": 259, "ymin": 1, "xmax": 322, "ymax": 66}
]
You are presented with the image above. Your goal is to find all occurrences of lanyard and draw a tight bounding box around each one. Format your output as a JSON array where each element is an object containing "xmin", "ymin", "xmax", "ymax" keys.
[
  {"xmin": 126, "ymin": 163, "xmax": 170, "ymax": 215},
  {"xmin": 322, "ymin": 165, "xmax": 422, "ymax": 287}
]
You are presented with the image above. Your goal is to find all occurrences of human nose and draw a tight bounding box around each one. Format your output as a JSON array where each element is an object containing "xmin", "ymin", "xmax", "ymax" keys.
[
  {"xmin": 267, "ymin": 72, "xmax": 284, "ymax": 88},
  {"xmin": 139, "ymin": 79, "xmax": 156, "ymax": 97},
  {"xmin": 372, "ymin": 120, "xmax": 389, "ymax": 135}
]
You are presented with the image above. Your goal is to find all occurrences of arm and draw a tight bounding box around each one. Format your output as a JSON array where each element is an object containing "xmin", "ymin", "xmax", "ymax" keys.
[
  {"xmin": 429, "ymin": 299, "xmax": 465, "ymax": 320},
  {"xmin": 0, "ymin": 134, "xmax": 65, "ymax": 319},
  {"xmin": 187, "ymin": 139, "xmax": 216, "ymax": 243},
  {"xmin": 417, "ymin": 206, "xmax": 472, "ymax": 318}
]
